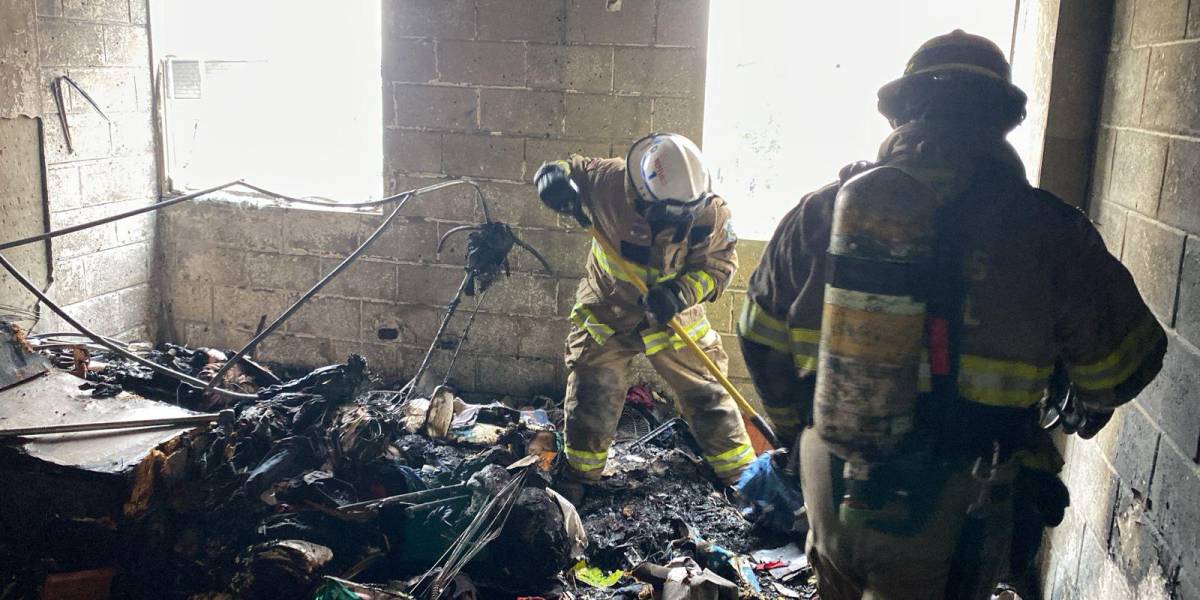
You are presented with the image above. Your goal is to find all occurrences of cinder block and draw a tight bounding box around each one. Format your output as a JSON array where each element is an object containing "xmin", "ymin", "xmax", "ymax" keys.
[
  {"xmin": 1098, "ymin": 48, "xmax": 1149, "ymax": 127},
  {"xmin": 58, "ymin": 289, "xmax": 124, "ymax": 336},
  {"xmin": 394, "ymin": 84, "xmax": 478, "ymax": 130},
  {"xmin": 130, "ymin": 0, "xmax": 146, "ymax": 24},
  {"xmin": 514, "ymin": 315, "xmax": 570, "ymax": 359},
  {"xmin": 656, "ymin": 0, "xmax": 708, "ymax": 47},
  {"xmin": 442, "ymin": 133, "xmax": 525, "ymax": 180},
  {"xmin": 1091, "ymin": 201, "xmax": 1128, "ymax": 257},
  {"xmin": 651, "ymin": 97, "xmax": 702, "ymax": 143},
  {"xmin": 369, "ymin": 219, "xmax": 440, "ymax": 263},
  {"xmin": 437, "ymin": 40, "xmax": 526, "ymax": 86},
  {"xmin": 1110, "ymin": 0, "xmax": 1134, "ymax": 49},
  {"xmin": 720, "ymin": 333, "xmax": 749, "ymax": 379},
  {"xmin": 508, "ymin": 228, "xmax": 589, "ymax": 278},
  {"xmin": 1159, "ymin": 139, "xmax": 1200, "ymax": 235},
  {"xmin": 1075, "ymin": 528, "xmax": 1135, "ymax": 599},
  {"xmin": 1139, "ymin": 332, "xmax": 1200, "ymax": 459},
  {"xmin": 52, "ymin": 244, "xmax": 146, "ymax": 305},
  {"xmin": 1148, "ymin": 442, "xmax": 1200, "ymax": 574},
  {"xmin": 103, "ymin": 25, "xmax": 147, "ymax": 66},
  {"xmin": 240, "ymin": 251, "xmax": 322, "ymax": 293},
  {"xmin": 0, "ymin": 60, "xmax": 39, "ymax": 119},
  {"xmin": 396, "ymin": 263, "xmax": 467, "ymax": 305},
  {"xmin": 728, "ymin": 239, "xmax": 766, "ymax": 291},
  {"xmin": 1108, "ymin": 129, "xmax": 1167, "ymax": 215},
  {"xmin": 113, "ymin": 205, "xmax": 153, "ymax": 245},
  {"xmin": 384, "ymin": 129, "xmax": 443, "ymax": 174},
  {"xmin": 563, "ymin": 93, "xmax": 650, "ymax": 138},
  {"xmin": 37, "ymin": 18, "xmax": 105, "ymax": 66},
  {"xmin": 36, "ymin": 0, "xmax": 62, "ymax": 17},
  {"xmin": 362, "ymin": 301, "xmax": 441, "ymax": 344},
  {"xmin": 479, "ymin": 88, "xmax": 564, "ymax": 136},
  {"xmin": 58, "ymin": 67, "xmax": 137, "ymax": 114},
  {"xmin": 42, "ymin": 112, "xmax": 111, "ymax": 163},
  {"xmin": 614, "ymin": 47, "xmax": 704, "ymax": 97},
  {"xmin": 525, "ymin": 138, "xmax": 610, "ymax": 164},
  {"xmin": 384, "ymin": 0, "xmax": 475, "ymax": 39},
  {"xmin": 1038, "ymin": 135, "xmax": 1091, "ymax": 208},
  {"xmin": 1041, "ymin": 506, "xmax": 1085, "ymax": 599},
  {"xmin": 1144, "ymin": 41, "xmax": 1200, "ymax": 134},
  {"xmin": 526, "ymin": 44, "xmax": 612, "ymax": 92},
  {"xmin": 79, "ymin": 157, "xmax": 156, "ymax": 204},
  {"xmin": 477, "ymin": 0, "xmax": 566, "ymax": 43},
  {"xmin": 705, "ymin": 289, "xmax": 737, "ymax": 334},
  {"xmin": 109, "ymin": 113, "xmax": 155, "ymax": 157},
  {"xmin": 478, "ymin": 273, "xmax": 558, "ymax": 316},
  {"xmin": 1065, "ymin": 439, "xmax": 1120, "ymax": 547},
  {"xmin": 386, "ymin": 174, "xmax": 480, "ymax": 221},
  {"xmin": 474, "ymin": 354, "xmax": 559, "ymax": 397},
  {"xmin": 1130, "ymin": 0, "xmax": 1188, "ymax": 45},
  {"xmin": 382, "ymin": 37, "xmax": 436, "ymax": 83},
  {"xmin": 1090, "ymin": 126, "xmax": 1116, "ymax": 207},
  {"xmin": 287, "ymin": 295, "xmax": 361, "ymax": 340},
  {"xmin": 282, "ymin": 208, "xmax": 371, "ymax": 256},
  {"xmin": 63, "ymin": 0, "xmax": 128, "ymax": 21},
  {"xmin": 167, "ymin": 245, "xmax": 246, "ymax": 287},
  {"xmin": 48, "ymin": 204, "xmax": 119, "ymax": 259},
  {"xmin": 165, "ymin": 282, "xmax": 213, "ymax": 324},
  {"xmin": 472, "ymin": 180, "xmax": 558, "ymax": 228},
  {"xmin": 214, "ymin": 286, "xmax": 298, "ymax": 332},
  {"xmin": 1110, "ymin": 485, "xmax": 1172, "ymax": 587},
  {"xmin": 318, "ymin": 257, "xmax": 396, "ymax": 301},
  {"xmin": 1177, "ymin": 240, "xmax": 1200, "ymax": 347},
  {"xmin": 557, "ymin": 277, "xmax": 579, "ymax": 316},
  {"xmin": 1121, "ymin": 214, "xmax": 1185, "ymax": 324},
  {"xmin": 46, "ymin": 166, "xmax": 82, "ymax": 210},
  {"xmin": 566, "ymin": 0, "xmax": 655, "ymax": 45},
  {"xmin": 257, "ymin": 333, "xmax": 342, "ymax": 370},
  {"xmin": 444, "ymin": 311, "xmax": 520, "ymax": 354},
  {"xmin": 1108, "ymin": 404, "xmax": 1162, "ymax": 494}
]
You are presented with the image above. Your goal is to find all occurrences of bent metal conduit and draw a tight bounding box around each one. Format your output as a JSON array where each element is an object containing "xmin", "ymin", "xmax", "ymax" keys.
[{"xmin": 0, "ymin": 178, "xmax": 485, "ymax": 399}]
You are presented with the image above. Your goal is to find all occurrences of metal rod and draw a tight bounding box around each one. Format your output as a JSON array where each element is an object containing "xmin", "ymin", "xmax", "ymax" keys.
[
  {"xmin": 0, "ymin": 410, "xmax": 230, "ymax": 438},
  {"xmin": 236, "ymin": 179, "xmax": 489, "ymax": 212},
  {"xmin": 401, "ymin": 273, "xmax": 472, "ymax": 402},
  {"xmin": 0, "ymin": 180, "xmax": 242, "ymax": 251},
  {"xmin": 404, "ymin": 495, "xmax": 470, "ymax": 515},
  {"xmin": 200, "ymin": 185, "xmax": 426, "ymax": 392},
  {"xmin": 339, "ymin": 483, "xmax": 470, "ymax": 511},
  {"xmin": 0, "ymin": 253, "xmax": 259, "ymax": 399}
]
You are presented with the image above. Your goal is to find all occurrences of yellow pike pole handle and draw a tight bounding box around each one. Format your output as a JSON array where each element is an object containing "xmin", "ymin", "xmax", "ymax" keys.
[{"xmin": 586, "ymin": 228, "xmax": 779, "ymax": 453}]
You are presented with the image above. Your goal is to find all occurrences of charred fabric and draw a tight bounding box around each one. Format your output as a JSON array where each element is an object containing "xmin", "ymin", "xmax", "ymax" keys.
[{"xmin": 0, "ymin": 180, "xmax": 814, "ymax": 599}]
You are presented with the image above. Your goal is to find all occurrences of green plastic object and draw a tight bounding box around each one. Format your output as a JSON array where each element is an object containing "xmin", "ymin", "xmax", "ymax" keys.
[
  {"xmin": 573, "ymin": 559, "xmax": 624, "ymax": 588},
  {"xmin": 312, "ymin": 580, "xmax": 360, "ymax": 600}
]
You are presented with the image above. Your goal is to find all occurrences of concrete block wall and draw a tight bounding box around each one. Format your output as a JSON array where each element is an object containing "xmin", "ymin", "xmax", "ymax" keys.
[
  {"xmin": 1041, "ymin": 0, "xmax": 1200, "ymax": 597},
  {"xmin": 161, "ymin": 0, "xmax": 738, "ymax": 402},
  {"xmin": 0, "ymin": 0, "xmax": 158, "ymax": 340}
]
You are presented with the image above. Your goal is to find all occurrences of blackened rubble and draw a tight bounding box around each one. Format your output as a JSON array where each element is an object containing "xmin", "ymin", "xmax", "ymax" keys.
[{"xmin": 3, "ymin": 340, "xmax": 816, "ymax": 599}]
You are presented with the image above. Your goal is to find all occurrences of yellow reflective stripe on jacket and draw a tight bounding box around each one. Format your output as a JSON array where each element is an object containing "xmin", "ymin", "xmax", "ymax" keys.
[
  {"xmin": 570, "ymin": 304, "xmax": 615, "ymax": 345},
  {"xmin": 681, "ymin": 270, "xmax": 717, "ymax": 302},
  {"xmin": 591, "ymin": 239, "xmax": 675, "ymax": 285},
  {"xmin": 738, "ymin": 299, "xmax": 790, "ymax": 353},
  {"xmin": 791, "ymin": 327, "xmax": 820, "ymax": 372},
  {"xmin": 957, "ymin": 355, "xmax": 1053, "ymax": 408},
  {"xmin": 1070, "ymin": 315, "xmax": 1164, "ymax": 391},
  {"xmin": 642, "ymin": 316, "xmax": 712, "ymax": 355},
  {"xmin": 765, "ymin": 405, "xmax": 803, "ymax": 427},
  {"xmin": 564, "ymin": 445, "xmax": 608, "ymax": 470},
  {"xmin": 705, "ymin": 443, "xmax": 756, "ymax": 475}
]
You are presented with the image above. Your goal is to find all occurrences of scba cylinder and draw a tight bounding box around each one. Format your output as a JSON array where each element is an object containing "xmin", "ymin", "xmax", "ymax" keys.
[{"xmin": 814, "ymin": 167, "xmax": 938, "ymax": 474}]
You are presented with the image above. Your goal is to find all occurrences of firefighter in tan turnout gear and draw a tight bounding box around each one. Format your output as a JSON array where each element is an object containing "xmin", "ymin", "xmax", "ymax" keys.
[
  {"xmin": 738, "ymin": 31, "xmax": 1166, "ymax": 599},
  {"xmin": 534, "ymin": 133, "xmax": 755, "ymax": 495}
]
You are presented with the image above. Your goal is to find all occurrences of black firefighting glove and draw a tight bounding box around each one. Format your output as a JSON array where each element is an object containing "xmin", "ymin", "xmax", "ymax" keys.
[
  {"xmin": 534, "ymin": 160, "xmax": 579, "ymax": 215},
  {"xmin": 642, "ymin": 281, "xmax": 687, "ymax": 325},
  {"xmin": 1074, "ymin": 408, "xmax": 1114, "ymax": 440}
]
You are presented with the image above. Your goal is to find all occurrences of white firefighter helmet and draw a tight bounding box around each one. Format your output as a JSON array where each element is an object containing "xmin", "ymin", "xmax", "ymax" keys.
[{"xmin": 627, "ymin": 133, "xmax": 712, "ymax": 204}]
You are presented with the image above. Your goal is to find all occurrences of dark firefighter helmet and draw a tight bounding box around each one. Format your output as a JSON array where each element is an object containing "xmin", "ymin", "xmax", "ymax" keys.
[{"xmin": 877, "ymin": 30, "xmax": 1027, "ymax": 132}]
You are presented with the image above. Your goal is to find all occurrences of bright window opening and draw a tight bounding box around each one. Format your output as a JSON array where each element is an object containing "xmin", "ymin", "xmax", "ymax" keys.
[
  {"xmin": 155, "ymin": 0, "xmax": 382, "ymax": 201},
  {"xmin": 704, "ymin": 1, "xmax": 1017, "ymax": 240}
]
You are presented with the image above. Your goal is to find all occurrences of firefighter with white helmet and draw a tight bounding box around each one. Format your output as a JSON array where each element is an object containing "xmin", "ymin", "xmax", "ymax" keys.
[{"xmin": 533, "ymin": 133, "xmax": 754, "ymax": 499}]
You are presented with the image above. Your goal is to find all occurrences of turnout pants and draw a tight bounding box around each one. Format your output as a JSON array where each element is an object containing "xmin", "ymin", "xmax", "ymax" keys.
[
  {"xmin": 562, "ymin": 322, "xmax": 755, "ymax": 485},
  {"xmin": 800, "ymin": 429, "xmax": 1014, "ymax": 600}
]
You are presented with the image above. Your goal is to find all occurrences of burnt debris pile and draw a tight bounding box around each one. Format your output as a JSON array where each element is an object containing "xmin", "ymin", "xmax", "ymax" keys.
[{"xmin": 2, "ymin": 340, "xmax": 816, "ymax": 599}]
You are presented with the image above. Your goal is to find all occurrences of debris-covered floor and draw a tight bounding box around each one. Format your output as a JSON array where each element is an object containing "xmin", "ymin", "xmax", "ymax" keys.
[{"xmin": 0, "ymin": 329, "xmax": 817, "ymax": 599}]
